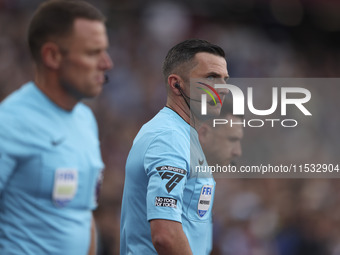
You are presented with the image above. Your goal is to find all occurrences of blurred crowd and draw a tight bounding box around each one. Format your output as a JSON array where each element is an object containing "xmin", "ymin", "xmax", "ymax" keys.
[{"xmin": 0, "ymin": 0, "xmax": 339, "ymax": 254}]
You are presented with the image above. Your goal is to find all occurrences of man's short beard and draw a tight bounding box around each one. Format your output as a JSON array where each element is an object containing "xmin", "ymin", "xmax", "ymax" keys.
[{"xmin": 60, "ymin": 79, "xmax": 86, "ymax": 101}]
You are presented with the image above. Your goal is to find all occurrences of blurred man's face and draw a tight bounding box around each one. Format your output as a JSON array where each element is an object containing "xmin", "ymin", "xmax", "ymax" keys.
[
  {"xmin": 58, "ymin": 18, "xmax": 113, "ymax": 99},
  {"xmin": 187, "ymin": 52, "xmax": 229, "ymax": 118},
  {"xmin": 200, "ymin": 115, "xmax": 243, "ymax": 166}
]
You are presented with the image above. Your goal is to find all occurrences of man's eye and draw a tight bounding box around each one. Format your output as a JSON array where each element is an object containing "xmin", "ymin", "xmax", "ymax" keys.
[{"xmin": 207, "ymin": 76, "xmax": 215, "ymax": 81}]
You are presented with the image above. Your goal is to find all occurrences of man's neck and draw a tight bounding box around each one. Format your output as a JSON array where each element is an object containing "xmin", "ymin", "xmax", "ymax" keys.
[
  {"xmin": 166, "ymin": 97, "xmax": 202, "ymax": 130},
  {"xmin": 34, "ymin": 70, "xmax": 77, "ymax": 111}
]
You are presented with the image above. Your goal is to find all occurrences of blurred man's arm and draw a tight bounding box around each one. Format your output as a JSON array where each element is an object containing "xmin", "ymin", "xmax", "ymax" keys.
[
  {"xmin": 88, "ymin": 215, "xmax": 96, "ymax": 255},
  {"xmin": 150, "ymin": 219, "xmax": 193, "ymax": 255}
]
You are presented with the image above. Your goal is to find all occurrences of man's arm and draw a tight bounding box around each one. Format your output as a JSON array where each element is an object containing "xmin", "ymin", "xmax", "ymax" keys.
[
  {"xmin": 150, "ymin": 219, "xmax": 193, "ymax": 255},
  {"xmin": 88, "ymin": 215, "xmax": 96, "ymax": 255}
]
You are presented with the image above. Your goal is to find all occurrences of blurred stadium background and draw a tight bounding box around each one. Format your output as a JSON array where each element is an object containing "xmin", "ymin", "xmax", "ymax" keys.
[{"xmin": 1, "ymin": 0, "xmax": 339, "ymax": 254}]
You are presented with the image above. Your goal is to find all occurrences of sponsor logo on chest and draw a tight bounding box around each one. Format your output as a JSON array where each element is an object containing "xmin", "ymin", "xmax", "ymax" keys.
[
  {"xmin": 53, "ymin": 168, "xmax": 78, "ymax": 207},
  {"xmin": 198, "ymin": 185, "xmax": 213, "ymax": 217}
]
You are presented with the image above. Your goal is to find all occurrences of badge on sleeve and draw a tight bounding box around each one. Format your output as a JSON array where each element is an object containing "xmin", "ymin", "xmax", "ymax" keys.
[
  {"xmin": 94, "ymin": 168, "xmax": 104, "ymax": 206},
  {"xmin": 198, "ymin": 185, "xmax": 213, "ymax": 217},
  {"xmin": 53, "ymin": 168, "xmax": 78, "ymax": 207}
]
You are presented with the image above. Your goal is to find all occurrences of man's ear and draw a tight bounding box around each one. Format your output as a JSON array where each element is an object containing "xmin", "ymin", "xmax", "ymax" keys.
[
  {"xmin": 41, "ymin": 42, "xmax": 63, "ymax": 70},
  {"xmin": 198, "ymin": 123, "xmax": 210, "ymax": 144},
  {"xmin": 167, "ymin": 74, "xmax": 182, "ymax": 96}
]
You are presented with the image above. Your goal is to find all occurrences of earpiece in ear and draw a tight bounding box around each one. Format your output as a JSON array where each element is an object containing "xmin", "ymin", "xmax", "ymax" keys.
[{"xmin": 174, "ymin": 83, "xmax": 180, "ymax": 89}]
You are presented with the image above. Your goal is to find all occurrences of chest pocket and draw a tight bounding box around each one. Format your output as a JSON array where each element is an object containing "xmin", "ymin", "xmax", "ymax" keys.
[
  {"xmin": 185, "ymin": 176, "xmax": 215, "ymax": 222},
  {"xmin": 39, "ymin": 138, "xmax": 103, "ymax": 209}
]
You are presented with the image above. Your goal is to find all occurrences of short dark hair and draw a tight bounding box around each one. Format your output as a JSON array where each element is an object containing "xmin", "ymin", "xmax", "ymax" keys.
[
  {"xmin": 162, "ymin": 39, "xmax": 225, "ymax": 83},
  {"xmin": 220, "ymin": 98, "xmax": 244, "ymax": 119},
  {"xmin": 28, "ymin": 0, "xmax": 106, "ymax": 63}
]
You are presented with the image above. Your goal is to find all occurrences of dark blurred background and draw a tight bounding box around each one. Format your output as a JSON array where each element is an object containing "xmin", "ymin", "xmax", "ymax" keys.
[{"xmin": 1, "ymin": 0, "xmax": 339, "ymax": 254}]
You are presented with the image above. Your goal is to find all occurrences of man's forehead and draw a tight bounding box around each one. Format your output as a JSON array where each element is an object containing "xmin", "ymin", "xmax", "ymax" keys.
[
  {"xmin": 68, "ymin": 18, "xmax": 108, "ymax": 47},
  {"xmin": 70, "ymin": 19, "xmax": 105, "ymax": 41},
  {"xmin": 194, "ymin": 52, "xmax": 226, "ymax": 64},
  {"xmin": 192, "ymin": 52, "xmax": 228, "ymax": 75}
]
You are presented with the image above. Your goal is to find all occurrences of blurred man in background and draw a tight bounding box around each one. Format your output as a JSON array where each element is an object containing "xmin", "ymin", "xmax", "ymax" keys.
[
  {"xmin": 120, "ymin": 39, "xmax": 229, "ymax": 255},
  {"xmin": 199, "ymin": 99, "xmax": 243, "ymax": 167},
  {"xmin": 0, "ymin": 1, "xmax": 112, "ymax": 254},
  {"xmin": 198, "ymin": 99, "xmax": 244, "ymax": 255}
]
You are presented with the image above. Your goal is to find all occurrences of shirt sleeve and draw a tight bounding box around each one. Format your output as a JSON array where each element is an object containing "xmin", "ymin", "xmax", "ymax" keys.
[
  {"xmin": 0, "ymin": 123, "xmax": 17, "ymax": 194},
  {"xmin": 144, "ymin": 130, "xmax": 190, "ymax": 223},
  {"xmin": 85, "ymin": 106, "xmax": 105, "ymax": 211},
  {"xmin": 0, "ymin": 152, "xmax": 16, "ymax": 193},
  {"xmin": 0, "ymin": 111, "xmax": 19, "ymax": 193}
]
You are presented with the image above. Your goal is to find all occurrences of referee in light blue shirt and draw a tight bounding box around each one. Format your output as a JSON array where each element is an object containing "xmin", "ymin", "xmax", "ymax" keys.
[
  {"xmin": 120, "ymin": 39, "xmax": 229, "ymax": 255},
  {"xmin": 0, "ymin": 1, "xmax": 112, "ymax": 254}
]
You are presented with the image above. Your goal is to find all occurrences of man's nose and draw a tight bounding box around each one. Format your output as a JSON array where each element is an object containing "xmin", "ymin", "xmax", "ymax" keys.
[
  {"xmin": 217, "ymin": 87, "xmax": 229, "ymax": 96},
  {"xmin": 100, "ymin": 51, "xmax": 113, "ymax": 70}
]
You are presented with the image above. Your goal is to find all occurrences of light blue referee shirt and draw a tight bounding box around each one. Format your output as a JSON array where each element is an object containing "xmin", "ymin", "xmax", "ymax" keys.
[
  {"xmin": 0, "ymin": 82, "xmax": 104, "ymax": 254},
  {"xmin": 120, "ymin": 107, "xmax": 215, "ymax": 255}
]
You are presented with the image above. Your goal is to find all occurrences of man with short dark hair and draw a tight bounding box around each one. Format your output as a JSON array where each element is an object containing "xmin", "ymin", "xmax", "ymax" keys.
[
  {"xmin": 120, "ymin": 39, "xmax": 229, "ymax": 255},
  {"xmin": 0, "ymin": 1, "xmax": 112, "ymax": 254}
]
